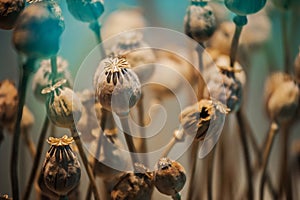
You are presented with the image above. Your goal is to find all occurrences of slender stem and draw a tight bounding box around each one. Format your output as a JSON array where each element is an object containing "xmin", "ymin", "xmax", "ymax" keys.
[
  {"xmin": 11, "ymin": 65, "xmax": 30, "ymax": 200},
  {"xmin": 59, "ymin": 195, "xmax": 68, "ymax": 200},
  {"xmin": 230, "ymin": 15, "xmax": 247, "ymax": 67},
  {"xmin": 278, "ymin": 124, "xmax": 290, "ymax": 199},
  {"xmin": 89, "ymin": 21, "xmax": 105, "ymax": 58},
  {"xmin": 259, "ymin": 122, "xmax": 278, "ymax": 200},
  {"xmin": 207, "ymin": 148, "xmax": 215, "ymax": 200},
  {"xmin": 186, "ymin": 141, "xmax": 199, "ymax": 200},
  {"xmin": 23, "ymin": 116, "xmax": 49, "ymax": 200},
  {"xmin": 236, "ymin": 110, "xmax": 253, "ymax": 200},
  {"xmin": 280, "ymin": 12, "xmax": 290, "ymax": 73},
  {"xmin": 119, "ymin": 116, "xmax": 139, "ymax": 167},
  {"xmin": 22, "ymin": 128, "xmax": 36, "ymax": 158},
  {"xmin": 50, "ymin": 56, "xmax": 57, "ymax": 85},
  {"xmin": 161, "ymin": 137, "xmax": 176, "ymax": 158},
  {"xmin": 0, "ymin": 126, "xmax": 3, "ymax": 148},
  {"xmin": 136, "ymin": 95, "xmax": 148, "ymax": 155},
  {"xmin": 69, "ymin": 125, "xmax": 101, "ymax": 200},
  {"xmin": 196, "ymin": 44, "xmax": 205, "ymax": 101}
]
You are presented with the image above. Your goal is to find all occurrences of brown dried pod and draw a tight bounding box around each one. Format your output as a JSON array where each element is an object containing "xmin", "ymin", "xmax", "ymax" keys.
[
  {"xmin": 111, "ymin": 31, "xmax": 156, "ymax": 83},
  {"xmin": 94, "ymin": 56, "xmax": 141, "ymax": 115},
  {"xmin": 13, "ymin": 1, "xmax": 65, "ymax": 59},
  {"xmin": 203, "ymin": 55, "xmax": 246, "ymax": 112},
  {"xmin": 42, "ymin": 135, "xmax": 81, "ymax": 197},
  {"xmin": 0, "ymin": 0, "xmax": 24, "ymax": 30},
  {"xmin": 111, "ymin": 168, "xmax": 153, "ymax": 200},
  {"xmin": 66, "ymin": 0, "xmax": 104, "ymax": 23},
  {"xmin": 264, "ymin": 72, "xmax": 299, "ymax": 122},
  {"xmin": 154, "ymin": 158, "xmax": 186, "ymax": 197},
  {"xmin": 0, "ymin": 194, "xmax": 12, "ymax": 200},
  {"xmin": 184, "ymin": 1, "xmax": 217, "ymax": 43},
  {"xmin": 32, "ymin": 56, "xmax": 73, "ymax": 102},
  {"xmin": 180, "ymin": 99, "xmax": 229, "ymax": 141},
  {"xmin": 43, "ymin": 81, "xmax": 82, "ymax": 128},
  {"xmin": 0, "ymin": 80, "xmax": 18, "ymax": 128}
]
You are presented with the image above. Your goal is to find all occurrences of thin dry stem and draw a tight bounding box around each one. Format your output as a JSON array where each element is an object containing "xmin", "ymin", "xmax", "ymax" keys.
[
  {"xmin": 22, "ymin": 128, "xmax": 36, "ymax": 158},
  {"xmin": 259, "ymin": 122, "xmax": 278, "ymax": 200},
  {"xmin": 186, "ymin": 141, "xmax": 199, "ymax": 200}
]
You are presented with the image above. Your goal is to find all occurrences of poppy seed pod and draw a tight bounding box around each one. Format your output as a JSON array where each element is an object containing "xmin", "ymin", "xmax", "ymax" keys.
[
  {"xmin": 154, "ymin": 158, "xmax": 186, "ymax": 197},
  {"xmin": 66, "ymin": 0, "xmax": 104, "ymax": 23},
  {"xmin": 13, "ymin": 1, "xmax": 64, "ymax": 59},
  {"xmin": 32, "ymin": 57, "xmax": 73, "ymax": 103},
  {"xmin": 0, "ymin": 194, "xmax": 12, "ymax": 200},
  {"xmin": 0, "ymin": 0, "xmax": 24, "ymax": 30},
  {"xmin": 42, "ymin": 135, "xmax": 81, "ymax": 196},
  {"xmin": 203, "ymin": 55, "xmax": 246, "ymax": 112},
  {"xmin": 180, "ymin": 99, "xmax": 229, "ymax": 141},
  {"xmin": 94, "ymin": 56, "xmax": 141, "ymax": 115},
  {"xmin": 184, "ymin": 1, "xmax": 217, "ymax": 43},
  {"xmin": 111, "ymin": 170, "xmax": 153, "ymax": 200},
  {"xmin": 264, "ymin": 72, "xmax": 299, "ymax": 122},
  {"xmin": 112, "ymin": 31, "xmax": 156, "ymax": 83},
  {"xmin": 225, "ymin": 0, "xmax": 266, "ymax": 16},
  {"xmin": 0, "ymin": 80, "xmax": 18, "ymax": 128},
  {"xmin": 43, "ymin": 82, "xmax": 82, "ymax": 128}
]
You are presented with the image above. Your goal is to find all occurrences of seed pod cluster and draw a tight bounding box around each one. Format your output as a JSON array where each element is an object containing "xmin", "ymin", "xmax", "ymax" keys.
[
  {"xmin": 41, "ymin": 135, "xmax": 81, "ymax": 197},
  {"xmin": 0, "ymin": 0, "xmax": 24, "ymax": 30},
  {"xmin": 184, "ymin": 1, "xmax": 217, "ymax": 43},
  {"xmin": 203, "ymin": 55, "xmax": 246, "ymax": 112},
  {"xmin": 154, "ymin": 158, "xmax": 186, "ymax": 198},
  {"xmin": 111, "ymin": 167, "xmax": 153, "ymax": 200},
  {"xmin": 264, "ymin": 72, "xmax": 299, "ymax": 122},
  {"xmin": 66, "ymin": 0, "xmax": 104, "ymax": 23},
  {"xmin": 13, "ymin": 1, "xmax": 65, "ymax": 58},
  {"xmin": 180, "ymin": 99, "xmax": 229, "ymax": 141},
  {"xmin": 112, "ymin": 31, "xmax": 156, "ymax": 83},
  {"xmin": 43, "ymin": 81, "xmax": 82, "ymax": 128},
  {"xmin": 32, "ymin": 56, "xmax": 73, "ymax": 102},
  {"xmin": 94, "ymin": 56, "xmax": 141, "ymax": 115}
]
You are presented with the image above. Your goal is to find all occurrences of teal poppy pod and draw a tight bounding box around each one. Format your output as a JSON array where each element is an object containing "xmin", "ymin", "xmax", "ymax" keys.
[{"xmin": 225, "ymin": 0, "xmax": 267, "ymax": 16}]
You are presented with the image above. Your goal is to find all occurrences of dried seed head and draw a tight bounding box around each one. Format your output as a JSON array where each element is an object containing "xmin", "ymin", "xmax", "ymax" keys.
[
  {"xmin": 0, "ymin": 194, "xmax": 12, "ymax": 200},
  {"xmin": 225, "ymin": 0, "xmax": 266, "ymax": 16},
  {"xmin": 95, "ymin": 56, "xmax": 141, "ymax": 115},
  {"xmin": 66, "ymin": 0, "xmax": 104, "ymax": 23},
  {"xmin": 32, "ymin": 56, "xmax": 73, "ymax": 102},
  {"xmin": 111, "ymin": 171, "xmax": 153, "ymax": 200},
  {"xmin": 180, "ymin": 99, "xmax": 229, "ymax": 141},
  {"xmin": 43, "ymin": 82, "xmax": 82, "ymax": 128},
  {"xmin": 0, "ymin": 80, "xmax": 18, "ymax": 127},
  {"xmin": 264, "ymin": 72, "xmax": 299, "ymax": 122},
  {"xmin": 42, "ymin": 135, "xmax": 81, "ymax": 196},
  {"xmin": 294, "ymin": 49, "xmax": 300, "ymax": 84},
  {"xmin": 154, "ymin": 158, "xmax": 186, "ymax": 197},
  {"xmin": 13, "ymin": 1, "xmax": 64, "ymax": 58},
  {"xmin": 112, "ymin": 31, "xmax": 156, "ymax": 83},
  {"xmin": 0, "ymin": 0, "xmax": 24, "ymax": 30},
  {"xmin": 203, "ymin": 55, "xmax": 246, "ymax": 112},
  {"xmin": 184, "ymin": 1, "xmax": 217, "ymax": 43}
]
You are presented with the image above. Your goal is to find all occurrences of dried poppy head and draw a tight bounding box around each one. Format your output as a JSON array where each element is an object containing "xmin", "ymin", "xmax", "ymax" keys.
[
  {"xmin": 180, "ymin": 99, "xmax": 229, "ymax": 141},
  {"xmin": 0, "ymin": 80, "xmax": 18, "ymax": 128},
  {"xmin": 13, "ymin": 1, "xmax": 64, "ymax": 59},
  {"xmin": 112, "ymin": 31, "xmax": 156, "ymax": 83},
  {"xmin": 184, "ymin": 1, "xmax": 217, "ymax": 43},
  {"xmin": 154, "ymin": 158, "xmax": 186, "ymax": 197},
  {"xmin": 42, "ymin": 79, "xmax": 82, "ymax": 128},
  {"xmin": 42, "ymin": 135, "xmax": 81, "ymax": 196},
  {"xmin": 203, "ymin": 55, "xmax": 246, "ymax": 112},
  {"xmin": 264, "ymin": 72, "xmax": 299, "ymax": 123},
  {"xmin": 32, "ymin": 56, "xmax": 73, "ymax": 102},
  {"xmin": 94, "ymin": 56, "xmax": 141, "ymax": 116},
  {"xmin": 111, "ymin": 168, "xmax": 153, "ymax": 200},
  {"xmin": 0, "ymin": 0, "xmax": 24, "ymax": 30},
  {"xmin": 66, "ymin": 0, "xmax": 104, "ymax": 23}
]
